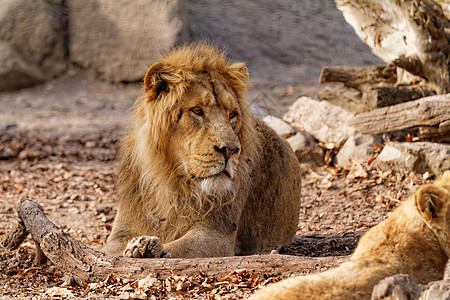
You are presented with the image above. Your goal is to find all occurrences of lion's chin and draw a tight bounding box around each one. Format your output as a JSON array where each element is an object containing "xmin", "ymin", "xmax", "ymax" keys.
[
  {"xmin": 200, "ymin": 176, "xmax": 233, "ymax": 195},
  {"xmin": 189, "ymin": 171, "xmax": 232, "ymax": 195},
  {"xmin": 190, "ymin": 168, "xmax": 235, "ymax": 195}
]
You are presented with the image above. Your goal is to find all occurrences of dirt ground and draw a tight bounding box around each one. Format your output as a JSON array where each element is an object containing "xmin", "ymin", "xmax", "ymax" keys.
[{"xmin": 0, "ymin": 69, "xmax": 431, "ymax": 299}]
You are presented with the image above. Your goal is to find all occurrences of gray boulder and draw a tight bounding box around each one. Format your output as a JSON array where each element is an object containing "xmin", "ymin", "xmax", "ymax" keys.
[
  {"xmin": 372, "ymin": 274, "xmax": 450, "ymax": 300},
  {"xmin": 286, "ymin": 132, "xmax": 325, "ymax": 169},
  {"xmin": 262, "ymin": 115, "xmax": 297, "ymax": 139},
  {"xmin": 0, "ymin": 42, "xmax": 45, "ymax": 91},
  {"xmin": 316, "ymin": 85, "xmax": 364, "ymax": 113},
  {"xmin": 67, "ymin": 0, "xmax": 192, "ymax": 83},
  {"xmin": 283, "ymin": 97, "xmax": 356, "ymax": 148},
  {"xmin": 373, "ymin": 142, "xmax": 450, "ymax": 176},
  {"xmin": 0, "ymin": 0, "xmax": 67, "ymax": 83},
  {"xmin": 334, "ymin": 134, "xmax": 383, "ymax": 167}
]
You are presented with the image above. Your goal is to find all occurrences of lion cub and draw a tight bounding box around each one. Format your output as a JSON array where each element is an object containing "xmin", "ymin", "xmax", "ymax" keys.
[{"xmin": 250, "ymin": 172, "xmax": 450, "ymax": 300}]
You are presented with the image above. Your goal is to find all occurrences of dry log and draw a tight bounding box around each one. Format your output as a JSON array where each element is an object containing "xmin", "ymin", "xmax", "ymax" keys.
[
  {"xmin": 9, "ymin": 200, "xmax": 347, "ymax": 283},
  {"xmin": 1, "ymin": 221, "xmax": 28, "ymax": 250},
  {"xmin": 349, "ymin": 94, "xmax": 450, "ymax": 134},
  {"xmin": 418, "ymin": 120, "xmax": 450, "ymax": 142},
  {"xmin": 363, "ymin": 86, "xmax": 435, "ymax": 110},
  {"xmin": 335, "ymin": 0, "xmax": 450, "ymax": 93},
  {"xmin": 319, "ymin": 65, "xmax": 397, "ymax": 92}
]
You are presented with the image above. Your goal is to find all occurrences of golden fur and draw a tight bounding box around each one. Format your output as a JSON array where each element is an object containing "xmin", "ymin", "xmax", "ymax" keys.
[
  {"xmin": 103, "ymin": 44, "xmax": 302, "ymax": 258},
  {"xmin": 250, "ymin": 172, "xmax": 450, "ymax": 300}
]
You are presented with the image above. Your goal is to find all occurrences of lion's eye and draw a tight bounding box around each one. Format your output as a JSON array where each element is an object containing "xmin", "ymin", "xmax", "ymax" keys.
[
  {"xmin": 191, "ymin": 106, "xmax": 204, "ymax": 116},
  {"xmin": 229, "ymin": 111, "xmax": 238, "ymax": 119}
]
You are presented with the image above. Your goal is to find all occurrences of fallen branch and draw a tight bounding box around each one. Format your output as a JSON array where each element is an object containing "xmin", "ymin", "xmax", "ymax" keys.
[
  {"xmin": 319, "ymin": 65, "xmax": 397, "ymax": 92},
  {"xmin": 362, "ymin": 86, "xmax": 435, "ymax": 109},
  {"xmin": 349, "ymin": 94, "xmax": 450, "ymax": 134},
  {"xmin": 4, "ymin": 200, "xmax": 347, "ymax": 283},
  {"xmin": 418, "ymin": 120, "xmax": 450, "ymax": 142},
  {"xmin": 1, "ymin": 221, "xmax": 28, "ymax": 250}
]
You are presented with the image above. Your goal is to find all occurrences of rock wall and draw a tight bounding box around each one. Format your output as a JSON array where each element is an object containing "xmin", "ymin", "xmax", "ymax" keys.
[
  {"xmin": 184, "ymin": 0, "xmax": 382, "ymax": 86},
  {"xmin": 0, "ymin": 0, "xmax": 192, "ymax": 90},
  {"xmin": 0, "ymin": 0, "xmax": 67, "ymax": 91},
  {"xmin": 67, "ymin": 0, "xmax": 192, "ymax": 82},
  {"xmin": 0, "ymin": 0, "xmax": 381, "ymax": 91}
]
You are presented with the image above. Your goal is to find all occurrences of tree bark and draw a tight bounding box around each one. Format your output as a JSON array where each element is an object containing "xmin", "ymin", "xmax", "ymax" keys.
[
  {"xmin": 349, "ymin": 94, "xmax": 450, "ymax": 134},
  {"xmin": 5, "ymin": 200, "xmax": 347, "ymax": 283},
  {"xmin": 335, "ymin": 0, "xmax": 450, "ymax": 94}
]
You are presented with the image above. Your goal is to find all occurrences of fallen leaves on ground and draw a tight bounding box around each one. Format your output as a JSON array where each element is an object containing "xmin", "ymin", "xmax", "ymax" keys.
[{"xmin": 0, "ymin": 130, "xmax": 429, "ymax": 299}]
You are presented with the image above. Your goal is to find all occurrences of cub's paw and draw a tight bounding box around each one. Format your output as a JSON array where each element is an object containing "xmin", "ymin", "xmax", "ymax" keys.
[{"xmin": 123, "ymin": 236, "xmax": 171, "ymax": 258}]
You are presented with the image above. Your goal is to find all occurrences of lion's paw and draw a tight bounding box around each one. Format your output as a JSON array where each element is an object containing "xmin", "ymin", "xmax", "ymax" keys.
[{"xmin": 123, "ymin": 236, "xmax": 171, "ymax": 258}]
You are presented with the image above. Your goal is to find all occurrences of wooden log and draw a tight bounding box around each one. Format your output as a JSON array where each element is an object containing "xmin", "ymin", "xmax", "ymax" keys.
[
  {"xmin": 1, "ymin": 221, "xmax": 28, "ymax": 250},
  {"xmin": 319, "ymin": 65, "xmax": 397, "ymax": 92},
  {"xmin": 12, "ymin": 200, "xmax": 347, "ymax": 283},
  {"xmin": 363, "ymin": 86, "xmax": 435, "ymax": 110},
  {"xmin": 349, "ymin": 94, "xmax": 450, "ymax": 134},
  {"xmin": 418, "ymin": 120, "xmax": 450, "ymax": 142}
]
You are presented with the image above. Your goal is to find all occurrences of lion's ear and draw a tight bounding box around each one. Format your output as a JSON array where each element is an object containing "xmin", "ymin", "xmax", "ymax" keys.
[
  {"xmin": 225, "ymin": 62, "xmax": 250, "ymax": 92},
  {"xmin": 415, "ymin": 184, "xmax": 448, "ymax": 222},
  {"xmin": 144, "ymin": 62, "xmax": 183, "ymax": 101}
]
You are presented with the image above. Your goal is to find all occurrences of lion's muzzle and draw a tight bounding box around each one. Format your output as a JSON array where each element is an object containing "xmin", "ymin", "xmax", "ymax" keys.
[{"xmin": 214, "ymin": 145, "xmax": 240, "ymax": 161}]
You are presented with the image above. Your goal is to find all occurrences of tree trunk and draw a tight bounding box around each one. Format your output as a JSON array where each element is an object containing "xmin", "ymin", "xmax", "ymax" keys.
[
  {"xmin": 335, "ymin": 0, "xmax": 450, "ymax": 94},
  {"xmin": 4, "ymin": 200, "xmax": 347, "ymax": 283}
]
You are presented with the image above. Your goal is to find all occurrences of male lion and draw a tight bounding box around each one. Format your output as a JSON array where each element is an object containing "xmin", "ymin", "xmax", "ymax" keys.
[
  {"xmin": 103, "ymin": 44, "xmax": 302, "ymax": 258},
  {"xmin": 250, "ymin": 172, "xmax": 450, "ymax": 300}
]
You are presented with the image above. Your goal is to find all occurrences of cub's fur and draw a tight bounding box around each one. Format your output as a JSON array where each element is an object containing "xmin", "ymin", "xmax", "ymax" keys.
[
  {"xmin": 251, "ymin": 172, "xmax": 450, "ymax": 300},
  {"xmin": 103, "ymin": 44, "xmax": 302, "ymax": 258}
]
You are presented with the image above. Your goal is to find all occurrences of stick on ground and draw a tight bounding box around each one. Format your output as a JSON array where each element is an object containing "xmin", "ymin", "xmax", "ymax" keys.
[{"xmin": 4, "ymin": 200, "xmax": 347, "ymax": 283}]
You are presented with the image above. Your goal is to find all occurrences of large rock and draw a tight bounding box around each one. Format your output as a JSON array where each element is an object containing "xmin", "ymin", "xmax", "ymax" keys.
[
  {"xmin": 0, "ymin": 0, "xmax": 67, "ymax": 83},
  {"xmin": 372, "ymin": 274, "xmax": 424, "ymax": 300},
  {"xmin": 262, "ymin": 115, "xmax": 297, "ymax": 139},
  {"xmin": 372, "ymin": 274, "xmax": 450, "ymax": 300},
  {"xmin": 0, "ymin": 42, "xmax": 45, "ymax": 91},
  {"xmin": 283, "ymin": 97, "xmax": 356, "ymax": 147},
  {"xmin": 67, "ymin": 0, "xmax": 192, "ymax": 83},
  {"xmin": 373, "ymin": 142, "xmax": 450, "ymax": 176},
  {"xmin": 316, "ymin": 85, "xmax": 364, "ymax": 113},
  {"xmin": 334, "ymin": 133, "xmax": 383, "ymax": 167},
  {"xmin": 286, "ymin": 132, "xmax": 325, "ymax": 170}
]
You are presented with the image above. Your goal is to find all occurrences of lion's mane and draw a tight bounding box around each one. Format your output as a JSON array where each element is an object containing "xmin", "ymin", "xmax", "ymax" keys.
[{"xmin": 117, "ymin": 44, "xmax": 259, "ymax": 242}]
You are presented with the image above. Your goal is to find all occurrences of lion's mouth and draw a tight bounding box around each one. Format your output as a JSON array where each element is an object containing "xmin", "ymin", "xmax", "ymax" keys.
[{"xmin": 192, "ymin": 170, "xmax": 231, "ymax": 181}]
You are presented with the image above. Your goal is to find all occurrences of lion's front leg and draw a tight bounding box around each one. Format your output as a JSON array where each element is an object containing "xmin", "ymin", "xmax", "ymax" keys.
[
  {"xmin": 123, "ymin": 236, "xmax": 171, "ymax": 258},
  {"xmin": 161, "ymin": 226, "xmax": 237, "ymax": 258}
]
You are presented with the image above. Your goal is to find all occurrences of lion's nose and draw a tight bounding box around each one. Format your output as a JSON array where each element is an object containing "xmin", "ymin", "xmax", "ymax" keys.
[{"xmin": 214, "ymin": 146, "xmax": 240, "ymax": 160}]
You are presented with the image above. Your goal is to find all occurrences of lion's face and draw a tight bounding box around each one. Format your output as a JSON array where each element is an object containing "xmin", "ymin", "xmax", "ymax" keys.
[
  {"xmin": 138, "ymin": 45, "xmax": 251, "ymax": 197},
  {"xmin": 415, "ymin": 171, "xmax": 450, "ymax": 257},
  {"xmin": 169, "ymin": 77, "xmax": 243, "ymax": 195}
]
